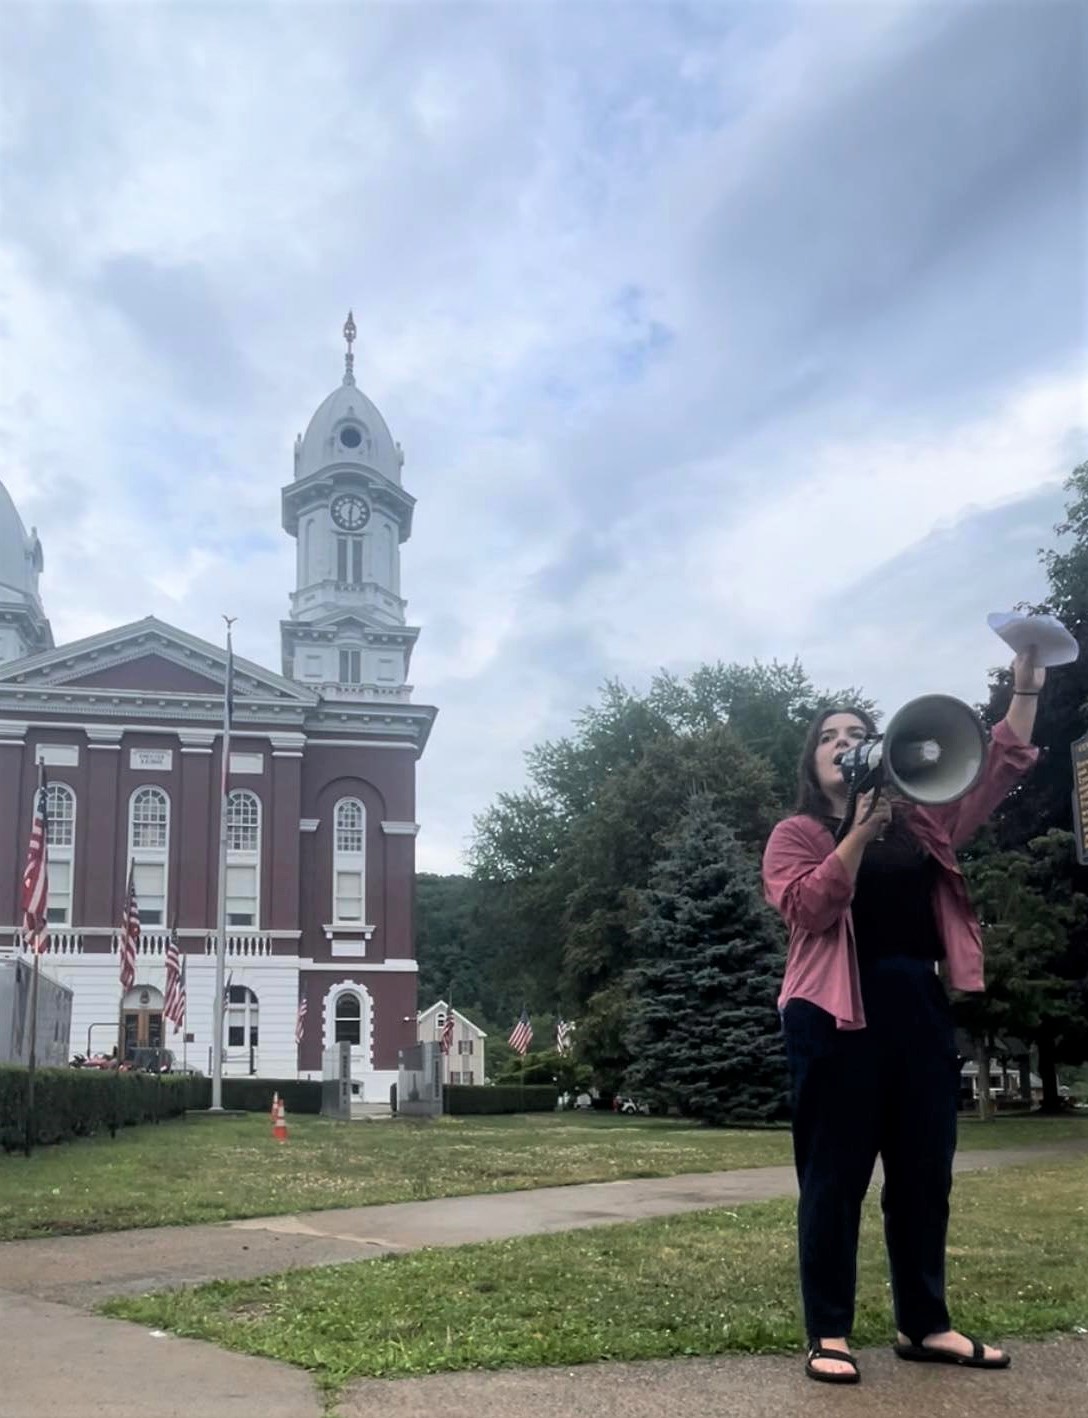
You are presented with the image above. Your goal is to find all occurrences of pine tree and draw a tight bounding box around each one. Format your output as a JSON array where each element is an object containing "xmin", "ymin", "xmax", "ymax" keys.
[{"xmin": 623, "ymin": 794, "xmax": 789, "ymax": 1124}]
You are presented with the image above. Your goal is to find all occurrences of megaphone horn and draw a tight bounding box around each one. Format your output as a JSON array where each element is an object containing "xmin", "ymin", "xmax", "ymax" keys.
[{"xmin": 880, "ymin": 695, "xmax": 988, "ymax": 806}]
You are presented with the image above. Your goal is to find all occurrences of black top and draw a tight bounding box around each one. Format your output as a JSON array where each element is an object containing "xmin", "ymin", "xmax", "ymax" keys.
[{"xmin": 823, "ymin": 813, "xmax": 944, "ymax": 963}]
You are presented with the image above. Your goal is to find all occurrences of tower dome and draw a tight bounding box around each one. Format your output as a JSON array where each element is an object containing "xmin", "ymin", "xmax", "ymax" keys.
[
  {"xmin": 0, "ymin": 477, "xmax": 53, "ymax": 662},
  {"xmin": 0, "ymin": 480, "xmax": 45, "ymax": 609},
  {"xmin": 294, "ymin": 311, "xmax": 404, "ymax": 486}
]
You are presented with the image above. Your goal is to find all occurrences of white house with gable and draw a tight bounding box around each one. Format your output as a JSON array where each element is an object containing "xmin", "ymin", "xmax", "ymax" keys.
[{"xmin": 417, "ymin": 1000, "xmax": 487, "ymax": 1085}]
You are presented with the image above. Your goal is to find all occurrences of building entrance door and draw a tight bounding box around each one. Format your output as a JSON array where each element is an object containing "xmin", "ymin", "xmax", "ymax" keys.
[{"xmin": 121, "ymin": 985, "xmax": 166, "ymax": 1062}]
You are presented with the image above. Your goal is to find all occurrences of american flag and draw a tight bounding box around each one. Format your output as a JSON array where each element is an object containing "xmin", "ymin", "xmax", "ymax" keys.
[
  {"xmin": 440, "ymin": 1005, "xmax": 455, "ymax": 1055},
  {"xmin": 556, "ymin": 1017, "xmax": 574, "ymax": 1056},
  {"xmin": 164, "ymin": 923, "xmax": 184, "ymax": 1033},
  {"xmin": 119, "ymin": 862, "xmax": 139, "ymax": 993},
  {"xmin": 508, "ymin": 1008, "xmax": 533, "ymax": 1056},
  {"xmin": 20, "ymin": 765, "xmax": 49, "ymax": 954},
  {"xmin": 174, "ymin": 956, "xmax": 187, "ymax": 1034},
  {"xmin": 295, "ymin": 989, "xmax": 307, "ymax": 1046}
]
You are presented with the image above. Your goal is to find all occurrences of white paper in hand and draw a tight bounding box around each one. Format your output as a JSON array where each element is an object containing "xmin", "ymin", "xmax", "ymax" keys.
[{"xmin": 987, "ymin": 611, "xmax": 1079, "ymax": 667}]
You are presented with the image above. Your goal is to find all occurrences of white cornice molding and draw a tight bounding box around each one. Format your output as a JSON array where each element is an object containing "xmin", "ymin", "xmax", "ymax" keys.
[
  {"xmin": 299, "ymin": 958, "xmax": 417, "ymax": 973},
  {"xmin": 381, "ymin": 821, "xmax": 420, "ymax": 836},
  {"xmin": 323, "ymin": 922, "xmax": 377, "ymax": 943},
  {"xmin": 0, "ymin": 721, "xmax": 28, "ymax": 740},
  {"xmin": 269, "ymin": 731, "xmax": 307, "ymax": 751},
  {"xmin": 178, "ymin": 728, "xmax": 218, "ymax": 748},
  {"xmin": 85, "ymin": 725, "xmax": 123, "ymax": 744},
  {"xmin": 305, "ymin": 738, "xmax": 417, "ymax": 750}
]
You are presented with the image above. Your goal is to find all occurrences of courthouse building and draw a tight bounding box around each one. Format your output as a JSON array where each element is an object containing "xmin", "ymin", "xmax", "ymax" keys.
[{"xmin": 0, "ymin": 319, "xmax": 436, "ymax": 1097}]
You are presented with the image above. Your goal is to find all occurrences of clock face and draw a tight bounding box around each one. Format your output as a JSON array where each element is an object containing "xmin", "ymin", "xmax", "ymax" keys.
[{"xmin": 331, "ymin": 494, "xmax": 371, "ymax": 532}]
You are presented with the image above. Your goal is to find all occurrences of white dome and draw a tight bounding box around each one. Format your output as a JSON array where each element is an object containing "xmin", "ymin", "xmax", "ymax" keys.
[
  {"xmin": 295, "ymin": 378, "xmax": 403, "ymax": 486},
  {"xmin": 0, "ymin": 479, "xmax": 43, "ymax": 608}
]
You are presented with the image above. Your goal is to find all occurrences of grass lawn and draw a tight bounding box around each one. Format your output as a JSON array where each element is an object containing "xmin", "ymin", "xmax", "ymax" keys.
[
  {"xmin": 103, "ymin": 1155, "xmax": 1088, "ymax": 1390},
  {"xmin": 0, "ymin": 1110, "xmax": 1084, "ymax": 1242}
]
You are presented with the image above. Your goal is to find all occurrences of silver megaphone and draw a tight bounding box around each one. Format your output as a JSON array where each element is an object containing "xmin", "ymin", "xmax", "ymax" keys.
[{"xmin": 836, "ymin": 694, "xmax": 988, "ymax": 808}]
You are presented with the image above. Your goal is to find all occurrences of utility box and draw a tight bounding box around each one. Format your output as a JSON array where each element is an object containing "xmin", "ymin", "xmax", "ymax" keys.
[
  {"xmin": 0, "ymin": 958, "xmax": 73, "ymax": 1068},
  {"xmin": 397, "ymin": 1040, "xmax": 443, "ymax": 1117}
]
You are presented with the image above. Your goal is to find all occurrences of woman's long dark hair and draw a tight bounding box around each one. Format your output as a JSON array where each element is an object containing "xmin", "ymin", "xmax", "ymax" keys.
[{"xmin": 795, "ymin": 705, "xmax": 880, "ymax": 820}]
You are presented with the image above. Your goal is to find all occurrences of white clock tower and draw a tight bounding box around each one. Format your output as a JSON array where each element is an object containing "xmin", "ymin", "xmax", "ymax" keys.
[{"xmin": 281, "ymin": 314, "xmax": 420, "ymax": 701}]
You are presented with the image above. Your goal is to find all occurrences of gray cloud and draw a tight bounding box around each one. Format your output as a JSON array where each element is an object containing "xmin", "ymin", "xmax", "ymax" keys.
[{"xmin": 1, "ymin": 1, "xmax": 1084, "ymax": 869}]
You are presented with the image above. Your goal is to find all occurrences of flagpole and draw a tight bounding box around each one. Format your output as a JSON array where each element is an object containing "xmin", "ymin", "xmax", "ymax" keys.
[
  {"xmin": 24, "ymin": 950, "xmax": 41, "ymax": 1157},
  {"xmin": 211, "ymin": 616, "xmax": 235, "ymax": 1112},
  {"xmin": 23, "ymin": 759, "xmax": 47, "ymax": 1157}
]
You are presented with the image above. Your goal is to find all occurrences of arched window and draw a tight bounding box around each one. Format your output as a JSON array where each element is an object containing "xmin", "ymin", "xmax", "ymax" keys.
[
  {"xmin": 226, "ymin": 790, "xmax": 261, "ymax": 928},
  {"xmin": 302, "ymin": 518, "xmax": 313, "ymax": 585},
  {"xmin": 225, "ymin": 985, "xmax": 259, "ymax": 1071},
  {"xmin": 333, "ymin": 798, "xmax": 365, "ymax": 923},
  {"xmin": 129, "ymin": 786, "xmax": 169, "ymax": 926},
  {"xmin": 45, "ymin": 783, "xmax": 76, "ymax": 925},
  {"xmin": 335, "ymin": 991, "xmax": 361, "ymax": 1045}
]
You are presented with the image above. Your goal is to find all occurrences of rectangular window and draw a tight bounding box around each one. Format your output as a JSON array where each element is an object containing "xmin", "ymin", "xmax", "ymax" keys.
[
  {"xmin": 133, "ymin": 861, "xmax": 165, "ymax": 925},
  {"xmin": 226, "ymin": 864, "xmax": 257, "ymax": 927},
  {"xmin": 338, "ymin": 650, "xmax": 361, "ymax": 684},
  {"xmin": 337, "ymin": 538, "xmax": 348, "ymax": 583},
  {"xmin": 351, "ymin": 538, "xmax": 363, "ymax": 584},
  {"xmin": 334, "ymin": 869, "xmax": 364, "ymax": 921},
  {"xmin": 450, "ymin": 1071, "xmax": 461, "ymax": 1085},
  {"xmin": 46, "ymin": 859, "xmax": 72, "ymax": 925},
  {"xmin": 464, "ymin": 1071, "xmax": 474, "ymax": 1086},
  {"xmin": 334, "ymin": 1017, "xmax": 361, "ymax": 1045},
  {"xmin": 228, "ymin": 1025, "xmax": 245, "ymax": 1049}
]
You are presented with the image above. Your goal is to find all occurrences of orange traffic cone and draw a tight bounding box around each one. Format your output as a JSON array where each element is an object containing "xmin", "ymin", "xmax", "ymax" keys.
[{"xmin": 272, "ymin": 1097, "xmax": 288, "ymax": 1143}]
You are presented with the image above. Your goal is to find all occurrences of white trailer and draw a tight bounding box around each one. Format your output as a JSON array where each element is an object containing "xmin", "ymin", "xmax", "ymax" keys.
[{"xmin": 0, "ymin": 958, "xmax": 73, "ymax": 1068}]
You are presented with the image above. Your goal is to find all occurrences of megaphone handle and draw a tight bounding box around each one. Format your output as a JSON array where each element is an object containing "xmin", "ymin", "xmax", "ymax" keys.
[{"xmin": 835, "ymin": 783, "xmax": 861, "ymax": 844}]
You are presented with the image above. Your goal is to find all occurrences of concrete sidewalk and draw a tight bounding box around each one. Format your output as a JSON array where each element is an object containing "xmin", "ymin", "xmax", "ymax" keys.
[
  {"xmin": 3, "ymin": 1138, "xmax": 1084, "ymax": 1308},
  {"xmin": 0, "ymin": 1139, "xmax": 1084, "ymax": 1418},
  {"xmin": 2, "ymin": 1290, "xmax": 1083, "ymax": 1418},
  {"xmin": 339, "ymin": 1339, "xmax": 1088, "ymax": 1418}
]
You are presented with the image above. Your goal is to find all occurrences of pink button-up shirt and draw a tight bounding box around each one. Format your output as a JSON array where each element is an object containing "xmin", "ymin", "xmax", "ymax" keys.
[{"xmin": 762, "ymin": 718, "xmax": 1039, "ymax": 1030}]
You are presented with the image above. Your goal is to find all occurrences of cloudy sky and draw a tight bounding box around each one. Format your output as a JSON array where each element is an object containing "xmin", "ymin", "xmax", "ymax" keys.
[{"xmin": 1, "ymin": 1, "xmax": 1085, "ymax": 871}]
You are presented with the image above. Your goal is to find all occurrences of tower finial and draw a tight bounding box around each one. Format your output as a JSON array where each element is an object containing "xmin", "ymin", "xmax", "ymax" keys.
[{"xmin": 343, "ymin": 310, "xmax": 357, "ymax": 386}]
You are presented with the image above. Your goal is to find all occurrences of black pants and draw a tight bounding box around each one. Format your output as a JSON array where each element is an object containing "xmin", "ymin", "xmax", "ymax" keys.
[{"xmin": 781, "ymin": 956, "xmax": 959, "ymax": 1342}]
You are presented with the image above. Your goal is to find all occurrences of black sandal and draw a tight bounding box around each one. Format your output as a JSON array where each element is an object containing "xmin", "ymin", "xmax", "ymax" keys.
[
  {"xmin": 894, "ymin": 1333, "xmax": 1010, "ymax": 1369},
  {"xmin": 805, "ymin": 1343, "xmax": 861, "ymax": 1384}
]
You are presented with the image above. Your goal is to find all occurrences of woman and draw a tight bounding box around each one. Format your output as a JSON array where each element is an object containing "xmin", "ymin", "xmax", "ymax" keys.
[{"xmin": 762, "ymin": 650, "xmax": 1043, "ymax": 1385}]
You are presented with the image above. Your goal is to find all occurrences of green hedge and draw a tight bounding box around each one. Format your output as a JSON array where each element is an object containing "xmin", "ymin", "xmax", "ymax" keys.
[
  {"xmin": 217, "ymin": 1078, "xmax": 321, "ymax": 1115},
  {"xmin": 0, "ymin": 1066, "xmax": 207, "ymax": 1151},
  {"xmin": 444, "ymin": 1084, "xmax": 558, "ymax": 1115}
]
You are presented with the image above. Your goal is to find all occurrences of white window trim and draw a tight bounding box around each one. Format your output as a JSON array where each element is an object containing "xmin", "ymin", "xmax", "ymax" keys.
[
  {"xmin": 226, "ymin": 789, "xmax": 262, "ymax": 930},
  {"xmin": 224, "ymin": 985, "xmax": 260, "ymax": 1059},
  {"xmin": 128, "ymin": 784, "xmax": 170, "ymax": 927},
  {"xmin": 45, "ymin": 783, "xmax": 76, "ymax": 926},
  {"xmin": 338, "ymin": 647, "xmax": 363, "ymax": 685},
  {"xmin": 322, "ymin": 980, "xmax": 374, "ymax": 1068},
  {"xmin": 332, "ymin": 797, "xmax": 366, "ymax": 925}
]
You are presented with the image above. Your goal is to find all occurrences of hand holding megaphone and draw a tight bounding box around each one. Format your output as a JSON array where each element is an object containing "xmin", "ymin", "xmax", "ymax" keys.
[{"xmin": 833, "ymin": 695, "xmax": 989, "ymax": 842}]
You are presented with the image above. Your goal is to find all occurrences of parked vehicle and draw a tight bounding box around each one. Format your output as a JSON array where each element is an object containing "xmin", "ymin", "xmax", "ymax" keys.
[{"xmin": 614, "ymin": 1095, "xmax": 650, "ymax": 1115}]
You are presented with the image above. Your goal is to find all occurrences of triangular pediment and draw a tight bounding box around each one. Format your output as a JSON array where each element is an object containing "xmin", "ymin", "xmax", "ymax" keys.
[
  {"xmin": 0, "ymin": 616, "xmax": 317, "ymax": 704},
  {"xmin": 291, "ymin": 609, "xmax": 419, "ymax": 639}
]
